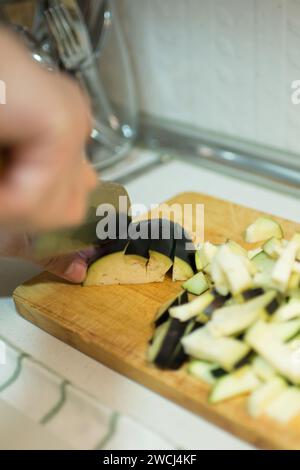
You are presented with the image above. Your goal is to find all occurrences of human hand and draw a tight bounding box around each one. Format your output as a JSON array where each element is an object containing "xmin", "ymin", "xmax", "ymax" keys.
[
  {"xmin": 0, "ymin": 28, "xmax": 97, "ymax": 232},
  {"xmin": 0, "ymin": 229, "xmax": 99, "ymax": 283}
]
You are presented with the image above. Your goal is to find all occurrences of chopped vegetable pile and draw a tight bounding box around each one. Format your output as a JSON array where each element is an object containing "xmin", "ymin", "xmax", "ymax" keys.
[{"xmin": 148, "ymin": 216, "xmax": 300, "ymax": 424}]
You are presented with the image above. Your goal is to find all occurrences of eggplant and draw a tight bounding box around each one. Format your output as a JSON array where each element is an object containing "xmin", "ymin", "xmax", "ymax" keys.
[
  {"xmin": 84, "ymin": 218, "xmax": 195, "ymax": 286},
  {"xmin": 154, "ymin": 290, "xmax": 188, "ymax": 327},
  {"xmin": 209, "ymin": 366, "xmax": 260, "ymax": 404},
  {"xmin": 172, "ymin": 230, "xmax": 196, "ymax": 281}
]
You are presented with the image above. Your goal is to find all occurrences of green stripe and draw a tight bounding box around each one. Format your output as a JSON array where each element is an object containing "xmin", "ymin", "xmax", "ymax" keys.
[
  {"xmin": 0, "ymin": 352, "xmax": 28, "ymax": 392},
  {"xmin": 40, "ymin": 379, "xmax": 69, "ymax": 425},
  {"xmin": 94, "ymin": 411, "xmax": 119, "ymax": 450}
]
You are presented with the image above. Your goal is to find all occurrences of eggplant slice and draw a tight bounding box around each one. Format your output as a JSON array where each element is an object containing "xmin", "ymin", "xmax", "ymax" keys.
[{"xmin": 84, "ymin": 219, "xmax": 195, "ymax": 286}]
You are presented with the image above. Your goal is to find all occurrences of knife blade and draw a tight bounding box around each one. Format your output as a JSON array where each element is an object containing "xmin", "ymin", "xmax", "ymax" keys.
[{"xmin": 32, "ymin": 181, "xmax": 131, "ymax": 258}]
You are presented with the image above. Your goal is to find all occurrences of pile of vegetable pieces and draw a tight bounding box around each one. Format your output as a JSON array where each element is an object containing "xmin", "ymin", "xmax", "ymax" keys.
[{"xmin": 148, "ymin": 216, "xmax": 300, "ymax": 424}]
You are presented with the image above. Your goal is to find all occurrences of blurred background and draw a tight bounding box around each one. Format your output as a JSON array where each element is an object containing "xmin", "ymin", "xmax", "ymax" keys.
[{"xmin": 2, "ymin": 0, "xmax": 300, "ymax": 180}]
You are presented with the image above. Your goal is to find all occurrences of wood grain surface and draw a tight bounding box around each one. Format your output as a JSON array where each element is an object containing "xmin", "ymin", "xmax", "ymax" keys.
[{"xmin": 13, "ymin": 192, "xmax": 300, "ymax": 450}]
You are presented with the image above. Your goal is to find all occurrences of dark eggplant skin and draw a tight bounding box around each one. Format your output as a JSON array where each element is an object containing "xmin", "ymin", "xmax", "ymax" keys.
[
  {"xmin": 164, "ymin": 319, "xmax": 205, "ymax": 370},
  {"xmin": 211, "ymin": 367, "xmax": 227, "ymax": 379},
  {"xmin": 154, "ymin": 318, "xmax": 188, "ymax": 369},
  {"xmin": 265, "ymin": 297, "xmax": 280, "ymax": 315},
  {"xmin": 154, "ymin": 290, "xmax": 188, "ymax": 327},
  {"xmin": 125, "ymin": 221, "xmax": 151, "ymax": 259},
  {"xmin": 234, "ymin": 351, "xmax": 255, "ymax": 369},
  {"xmin": 87, "ymin": 239, "xmax": 129, "ymax": 267},
  {"xmin": 203, "ymin": 293, "xmax": 230, "ymax": 316},
  {"xmin": 154, "ymin": 296, "xmax": 179, "ymax": 328},
  {"xmin": 167, "ymin": 349, "xmax": 187, "ymax": 370},
  {"xmin": 241, "ymin": 287, "xmax": 265, "ymax": 300},
  {"xmin": 173, "ymin": 228, "xmax": 196, "ymax": 272},
  {"xmin": 125, "ymin": 218, "xmax": 194, "ymax": 262},
  {"xmin": 148, "ymin": 219, "xmax": 176, "ymax": 259}
]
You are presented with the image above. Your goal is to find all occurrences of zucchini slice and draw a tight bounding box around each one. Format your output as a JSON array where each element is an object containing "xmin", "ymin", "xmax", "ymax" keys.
[
  {"xmin": 247, "ymin": 377, "xmax": 287, "ymax": 418},
  {"xmin": 181, "ymin": 326, "xmax": 250, "ymax": 371},
  {"xmin": 187, "ymin": 360, "xmax": 220, "ymax": 385},
  {"xmin": 182, "ymin": 272, "xmax": 209, "ymax": 295},
  {"xmin": 208, "ymin": 291, "xmax": 277, "ymax": 337},
  {"xmin": 245, "ymin": 320, "xmax": 300, "ymax": 384},
  {"xmin": 265, "ymin": 387, "xmax": 300, "ymax": 423},
  {"xmin": 209, "ymin": 366, "xmax": 260, "ymax": 403},
  {"xmin": 245, "ymin": 217, "xmax": 283, "ymax": 243}
]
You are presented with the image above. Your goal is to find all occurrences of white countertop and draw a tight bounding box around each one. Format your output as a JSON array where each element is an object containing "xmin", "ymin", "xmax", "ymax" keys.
[{"xmin": 1, "ymin": 149, "xmax": 300, "ymax": 450}]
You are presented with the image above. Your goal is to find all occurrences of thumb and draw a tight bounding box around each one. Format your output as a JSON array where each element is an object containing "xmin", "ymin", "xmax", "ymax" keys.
[{"xmin": 38, "ymin": 248, "xmax": 97, "ymax": 283}]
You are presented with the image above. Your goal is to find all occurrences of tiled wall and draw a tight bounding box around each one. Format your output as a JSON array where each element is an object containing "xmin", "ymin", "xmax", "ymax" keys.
[{"xmin": 115, "ymin": 0, "xmax": 300, "ymax": 156}]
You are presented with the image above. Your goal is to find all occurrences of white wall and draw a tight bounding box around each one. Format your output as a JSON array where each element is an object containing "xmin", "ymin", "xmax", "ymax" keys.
[{"xmin": 115, "ymin": 0, "xmax": 300, "ymax": 156}]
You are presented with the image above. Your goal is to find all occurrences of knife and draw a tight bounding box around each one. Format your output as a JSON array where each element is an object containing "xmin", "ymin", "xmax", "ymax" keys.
[{"xmin": 32, "ymin": 180, "xmax": 131, "ymax": 258}]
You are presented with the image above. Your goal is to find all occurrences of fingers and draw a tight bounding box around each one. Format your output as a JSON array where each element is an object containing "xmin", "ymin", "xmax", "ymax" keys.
[
  {"xmin": 41, "ymin": 253, "xmax": 87, "ymax": 283},
  {"xmin": 33, "ymin": 247, "xmax": 98, "ymax": 283},
  {"xmin": 0, "ymin": 225, "xmax": 100, "ymax": 284},
  {"xmin": 0, "ymin": 40, "xmax": 98, "ymax": 231}
]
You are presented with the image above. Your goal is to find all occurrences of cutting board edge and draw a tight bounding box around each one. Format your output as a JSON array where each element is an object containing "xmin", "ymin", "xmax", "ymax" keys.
[{"xmin": 13, "ymin": 293, "xmax": 299, "ymax": 451}]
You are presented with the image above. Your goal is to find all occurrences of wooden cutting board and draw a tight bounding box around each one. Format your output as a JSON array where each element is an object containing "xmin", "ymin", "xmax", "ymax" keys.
[{"xmin": 13, "ymin": 192, "xmax": 300, "ymax": 450}]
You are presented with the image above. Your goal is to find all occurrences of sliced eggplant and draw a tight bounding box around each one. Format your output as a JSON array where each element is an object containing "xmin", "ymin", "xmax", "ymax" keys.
[
  {"xmin": 262, "ymin": 237, "xmax": 283, "ymax": 259},
  {"xmin": 147, "ymin": 321, "xmax": 170, "ymax": 363},
  {"xmin": 265, "ymin": 387, "xmax": 300, "ymax": 423},
  {"xmin": 169, "ymin": 290, "xmax": 215, "ymax": 322},
  {"xmin": 148, "ymin": 314, "xmax": 200, "ymax": 370},
  {"xmin": 288, "ymin": 272, "xmax": 300, "ymax": 291},
  {"xmin": 154, "ymin": 318, "xmax": 188, "ymax": 369},
  {"xmin": 209, "ymin": 366, "xmax": 260, "ymax": 404},
  {"xmin": 147, "ymin": 219, "xmax": 176, "ymax": 280},
  {"xmin": 252, "ymin": 356, "xmax": 276, "ymax": 382},
  {"xmin": 247, "ymin": 377, "xmax": 287, "ymax": 418},
  {"xmin": 195, "ymin": 242, "xmax": 217, "ymax": 271},
  {"xmin": 187, "ymin": 360, "xmax": 220, "ymax": 385},
  {"xmin": 208, "ymin": 291, "xmax": 277, "ymax": 337},
  {"xmin": 169, "ymin": 289, "xmax": 228, "ymax": 322},
  {"xmin": 237, "ymin": 287, "xmax": 265, "ymax": 302},
  {"xmin": 197, "ymin": 290, "xmax": 230, "ymax": 322},
  {"xmin": 213, "ymin": 244, "xmax": 253, "ymax": 295},
  {"xmin": 181, "ymin": 326, "xmax": 250, "ymax": 371},
  {"xmin": 245, "ymin": 320, "xmax": 300, "ymax": 384},
  {"xmin": 154, "ymin": 290, "xmax": 188, "ymax": 327},
  {"xmin": 125, "ymin": 222, "xmax": 150, "ymax": 262},
  {"xmin": 272, "ymin": 234, "xmax": 300, "ymax": 293},
  {"xmin": 167, "ymin": 319, "xmax": 202, "ymax": 370},
  {"xmin": 245, "ymin": 217, "xmax": 283, "ymax": 243},
  {"xmin": 248, "ymin": 248, "xmax": 263, "ymax": 259},
  {"xmin": 210, "ymin": 254, "xmax": 230, "ymax": 296},
  {"xmin": 84, "ymin": 218, "xmax": 194, "ymax": 286},
  {"xmin": 272, "ymin": 298, "xmax": 300, "ymax": 323},
  {"xmin": 182, "ymin": 272, "xmax": 209, "ymax": 295}
]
